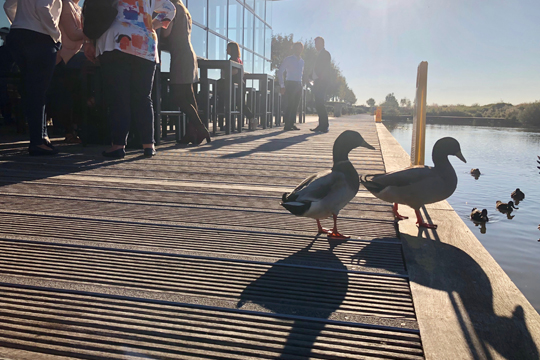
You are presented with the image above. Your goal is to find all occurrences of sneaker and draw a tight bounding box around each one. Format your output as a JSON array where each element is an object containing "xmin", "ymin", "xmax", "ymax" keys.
[{"xmin": 291, "ymin": 125, "xmax": 300, "ymax": 130}]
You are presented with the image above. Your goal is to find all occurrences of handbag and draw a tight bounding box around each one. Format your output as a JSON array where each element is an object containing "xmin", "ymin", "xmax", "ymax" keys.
[{"xmin": 82, "ymin": 0, "xmax": 118, "ymax": 40}]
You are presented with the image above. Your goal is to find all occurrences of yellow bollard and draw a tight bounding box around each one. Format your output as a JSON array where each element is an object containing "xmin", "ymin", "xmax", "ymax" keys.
[
  {"xmin": 374, "ymin": 107, "xmax": 382, "ymax": 123},
  {"xmin": 411, "ymin": 61, "xmax": 428, "ymax": 165}
]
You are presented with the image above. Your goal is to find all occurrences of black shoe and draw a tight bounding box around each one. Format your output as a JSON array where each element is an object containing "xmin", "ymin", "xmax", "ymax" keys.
[
  {"xmin": 28, "ymin": 145, "xmax": 59, "ymax": 156},
  {"xmin": 144, "ymin": 148, "xmax": 156, "ymax": 157},
  {"xmin": 283, "ymin": 127, "xmax": 293, "ymax": 131},
  {"xmin": 102, "ymin": 148, "xmax": 125, "ymax": 158},
  {"xmin": 310, "ymin": 127, "xmax": 321, "ymax": 132},
  {"xmin": 319, "ymin": 128, "xmax": 329, "ymax": 133},
  {"xmin": 291, "ymin": 125, "xmax": 301, "ymax": 130}
]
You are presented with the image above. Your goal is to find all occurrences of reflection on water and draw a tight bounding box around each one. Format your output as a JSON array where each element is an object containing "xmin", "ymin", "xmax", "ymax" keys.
[{"xmin": 387, "ymin": 122, "xmax": 540, "ymax": 313}]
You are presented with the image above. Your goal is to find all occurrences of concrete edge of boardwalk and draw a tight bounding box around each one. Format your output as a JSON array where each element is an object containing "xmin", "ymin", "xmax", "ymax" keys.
[{"xmin": 376, "ymin": 122, "xmax": 540, "ymax": 359}]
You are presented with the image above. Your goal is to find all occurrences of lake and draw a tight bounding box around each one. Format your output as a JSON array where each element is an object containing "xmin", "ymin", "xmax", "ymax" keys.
[{"xmin": 385, "ymin": 122, "xmax": 540, "ymax": 313}]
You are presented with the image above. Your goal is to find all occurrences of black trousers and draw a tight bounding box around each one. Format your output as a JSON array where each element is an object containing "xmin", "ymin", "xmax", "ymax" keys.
[
  {"xmin": 170, "ymin": 83, "xmax": 205, "ymax": 129},
  {"xmin": 284, "ymin": 81, "xmax": 302, "ymax": 129},
  {"xmin": 313, "ymin": 79, "xmax": 328, "ymax": 130},
  {"xmin": 99, "ymin": 50, "xmax": 156, "ymax": 146},
  {"xmin": 7, "ymin": 29, "xmax": 58, "ymax": 146}
]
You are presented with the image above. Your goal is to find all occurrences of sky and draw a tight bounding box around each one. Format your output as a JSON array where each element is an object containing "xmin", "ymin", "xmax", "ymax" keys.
[{"xmin": 270, "ymin": 0, "xmax": 540, "ymax": 106}]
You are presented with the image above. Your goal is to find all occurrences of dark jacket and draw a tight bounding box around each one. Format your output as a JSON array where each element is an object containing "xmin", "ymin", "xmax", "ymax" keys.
[{"xmin": 314, "ymin": 48, "xmax": 331, "ymax": 82}]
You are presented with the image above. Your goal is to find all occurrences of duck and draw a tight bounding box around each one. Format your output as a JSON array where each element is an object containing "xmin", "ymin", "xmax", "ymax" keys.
[
  {"xmin": 496, "ymin": 200, "xmax": 517, "ymax": 213},
  {"xmin": 470, "ymin": 168, "xmax": 481, "ymax": 179},
  {"xmin": 281, "ymin": 130, "xmax": 375, "ymax": 238},
  {"xmin": 537, "ymin": 156, "xmax": 539, "ymax": 173},
  {"xmin": 361, "ymin": 137, "xmax": 466, "ymax": 229},
  {"xmin": 511, "ymin": 188, "xmax": 525, "ymax": 202},
  {"xmin": 470, "ymin": 208, "xmax": 489, "ymax": 222}
]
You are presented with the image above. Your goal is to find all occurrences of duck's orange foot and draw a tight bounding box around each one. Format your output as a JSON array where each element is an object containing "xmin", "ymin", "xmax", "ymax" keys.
[
  {"xmin": 327, "ymin": 231, "xmax": 350, "ymax": 239},
  {"xmin": 417, "ymin": 221, "xmax": 438, "ymax": 229},
  {"xmin": 318, "ymin": 228, "xmax": 331, "ymax": 235}
]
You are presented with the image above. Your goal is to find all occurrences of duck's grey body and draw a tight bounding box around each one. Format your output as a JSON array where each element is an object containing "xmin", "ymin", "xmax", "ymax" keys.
[
  {"xmin": 281, "ymin": 130, "xmax": 375, "ymax": 237},
  {"xmin": 282, "ymin": 160, "xmax": 359, "ymax": 220},
  {"xmin": 361, "ymin": 137, "xmax": 466, "ymax": 228}
]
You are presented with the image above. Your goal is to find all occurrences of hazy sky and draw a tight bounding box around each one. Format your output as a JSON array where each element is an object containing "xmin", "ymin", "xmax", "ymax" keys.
[{"xmin": 270, "ymin": 0, "xmax": 540, "ymax": 106}]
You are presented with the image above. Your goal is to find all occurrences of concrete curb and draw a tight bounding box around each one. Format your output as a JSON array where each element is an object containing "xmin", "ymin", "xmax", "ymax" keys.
[{"xmin": 376, "ymin": 123, "xmax": 540, "ymax": 360}]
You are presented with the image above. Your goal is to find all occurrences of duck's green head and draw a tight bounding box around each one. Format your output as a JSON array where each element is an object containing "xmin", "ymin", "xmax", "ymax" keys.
[
  {"xmin": 433, "ymin": 137, "xmax": 467, "ymax": 164},
  {"xmin": 333, "ymin": 130, "xmax": 375, "ymax": 163}
]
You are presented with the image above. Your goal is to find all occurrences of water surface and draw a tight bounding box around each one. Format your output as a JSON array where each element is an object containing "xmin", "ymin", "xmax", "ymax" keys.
[{"xmin": 385, "ymin": 122, "xmax": 540, "ymax": 313}]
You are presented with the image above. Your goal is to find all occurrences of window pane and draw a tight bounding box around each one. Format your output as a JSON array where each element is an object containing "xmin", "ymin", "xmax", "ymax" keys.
[
  {"xmin": 191, "ymin": 24, "xmax": 207, "ymax": 59},
  {"xmin": 188, "ymin": 0, "xmax": 207, "ymax": 26},
  {"xmin": 243, "ymin": 10, "xmax": 254, "ymax": 51},
  {"xmin": 228, "ymin": 0, "xmax": 243, "ymax": 44},
  {"xmin": 264, "ymin": 25, "xmax": 272, "ymax": 59},
  {"xmin": 264, "ymin": 60, "xmax": 271, "ymax": 75},
  {"xmin": 255, "ymin": 0, "xmax": 265, "ymax": 20},
  {"xmin": 242, "ymin": 50, "xmax": 253, "ymax": 74},
  {"xmin": 245, "ymin": 0, "xmax": 254, "ymax": 10},
  {"xmin": 254, "ymin": 18, "xmax": 264, "ymax": 56},
  {"xmin": 254, "ymin": 55, "xmax": 264, "ymax": 74},
  {"xmin": 209, "ymin": 0, "xmax": 227, "ymax": 36},
  {"xmin": 160, "ymin": 51, "xmax": 171, "ymax": 72},
  {"xmin": 208, "ymin": 33, "xmax": 227, "ymax": 61},
  {"xmin": 266, "ymin": 0, "xmax": 272, "ymax": 24}
]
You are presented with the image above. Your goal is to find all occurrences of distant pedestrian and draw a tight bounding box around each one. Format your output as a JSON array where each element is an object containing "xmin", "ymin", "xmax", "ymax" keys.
[
  {"xmin": 277, "ymin": 41, "xmax": 304, "ymax": 131},
  {"xmin": 4, "ymin": 0, "xmax": 62, "ymax": 155},
  {"xmin": 309, "ymin": 36, "xmax": 332, "ymax": 133}
]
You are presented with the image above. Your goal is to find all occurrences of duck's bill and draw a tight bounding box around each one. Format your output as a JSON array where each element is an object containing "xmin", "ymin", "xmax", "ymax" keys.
[
  {"xmin": 456, "ymin": 151, "xmax": 467, "ymax": 163},
  {"xmin": 363, "ymin": 142, "xmax": 376, "ymax": 150}
]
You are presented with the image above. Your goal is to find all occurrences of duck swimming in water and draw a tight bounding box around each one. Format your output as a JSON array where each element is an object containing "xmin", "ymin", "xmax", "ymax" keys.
[
  {"xmin": 470, "ymin": 168, "xmax": 481, "ymax": 179},
  {"xmin": 496, "ymin": 200, "xmax": 517, "ymax": 213},
  {"xmin": 511, "ymin": 188, "xmax": 525, "ymax": 202},
  {"xmin": 281, "ymin": 130, "xmax": 375, "ymax": 238},
  {"xmin": 361, "ymin": 137, "xmax": 466, "ymax": 229},
  {"xmin": 470, "ymin": 208, "xmax": 489, "ymax": 222}
]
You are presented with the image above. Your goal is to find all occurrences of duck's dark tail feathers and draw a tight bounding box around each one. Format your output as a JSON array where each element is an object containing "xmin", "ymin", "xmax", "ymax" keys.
[{"xmin": 281, "ymin": 201, "xmax": 310, "ymax": 216}]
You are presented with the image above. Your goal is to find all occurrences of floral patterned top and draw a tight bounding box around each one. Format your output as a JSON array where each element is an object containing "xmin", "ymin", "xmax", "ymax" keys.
[{"xmin": 96, "ymin": 0, "xmax": 175, "ymax": 63}]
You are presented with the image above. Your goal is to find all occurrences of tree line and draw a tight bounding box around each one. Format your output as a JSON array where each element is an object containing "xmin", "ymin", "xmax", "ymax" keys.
[
  {"xmin": 367, "ymin": 93, "xmax": 540, "ymax": 128},
  {"xmin": 271, "ymin": 34, "xmax": 357, "ymax": 105}
]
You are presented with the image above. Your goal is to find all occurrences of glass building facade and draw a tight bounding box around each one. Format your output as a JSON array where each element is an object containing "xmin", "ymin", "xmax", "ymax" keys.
[{"xmin": 182, "ymin": 0, "xmax": 272, "ymax": 75}]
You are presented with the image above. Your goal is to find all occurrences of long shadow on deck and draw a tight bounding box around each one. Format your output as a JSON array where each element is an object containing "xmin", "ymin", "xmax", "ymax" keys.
[
  {"xmin": 353, "ymin": 229, "xmax": 539, "ymax": 359},
  {"xmin": 237, "ymin": 236, "xmax": 349, "ymax": 358},
  {"xmin": 220, "ymin": 133, "xmax": 316, "ymax": 159}
]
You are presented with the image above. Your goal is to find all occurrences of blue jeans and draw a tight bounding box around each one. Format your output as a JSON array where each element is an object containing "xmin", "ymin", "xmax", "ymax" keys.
[
  {"xmin": 99, "ymin": 50, "xmax": 156, "ymax": 146},
  {"xmin": 7, "ymin": 29, "xmax": 58, "ymax": 146}
]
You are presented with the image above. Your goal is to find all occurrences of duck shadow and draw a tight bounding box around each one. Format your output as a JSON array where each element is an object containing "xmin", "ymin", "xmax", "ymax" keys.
[
  {"xmin": 398, "ymin": 227, "xmax": 539, "ymax": 359},
  {"xmin": 236, "ymin": 236, "xmax": 349, "ymax": 358}
]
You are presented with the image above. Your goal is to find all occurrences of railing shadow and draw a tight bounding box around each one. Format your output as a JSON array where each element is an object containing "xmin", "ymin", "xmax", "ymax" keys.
[
  {"xmin": 236, "ymin": 236, "xmax": 349, "ymax": 358},
  {"xmin": 220, "ymin": 133, "xmax": 316, "ymax": 159},
  {"xmin": 398, "ymin": 225, "xmax": 539, "ymax": 360}
]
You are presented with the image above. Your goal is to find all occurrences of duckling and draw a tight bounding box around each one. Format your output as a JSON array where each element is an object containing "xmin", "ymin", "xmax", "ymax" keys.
[
  {"xmin": 470, "ymin": 208, "xmax": 489, "ymax": 222},
  {"xmin": 496, "ymin": 200, "xmax": 517, "ymax": 213},
  {"xmin": 281, "ymin": 130, "xmax": 375, "ymax": 238},
  {"xmin": 511, "ymin": 188, "xmax": 525, "ymax": 202},
  {"xmin": 470, "ymin": 168, "xmax": 481, "ymax": 179},
  {"xmin": 361, "ymin": 137, "xmax": 466, "ymax": 229}
]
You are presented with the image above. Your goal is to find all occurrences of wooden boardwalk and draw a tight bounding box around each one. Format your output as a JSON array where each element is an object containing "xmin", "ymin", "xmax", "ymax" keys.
[{"xmin": 0, "ymin": 115, "xmax": 424, "ymax": 359}]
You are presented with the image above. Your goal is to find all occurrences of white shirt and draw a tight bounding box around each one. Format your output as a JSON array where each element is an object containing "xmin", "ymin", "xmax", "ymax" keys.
[
  {"xmin": 277, "ymin": 55, "xmax": 304, "ymax": 88},
  {"xmin": 4, "ymin": 0, "xmax": 62, "ymax": 43}
]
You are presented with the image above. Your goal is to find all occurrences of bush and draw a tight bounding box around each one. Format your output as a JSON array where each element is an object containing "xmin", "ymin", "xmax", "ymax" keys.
[{"xmin": 518, "ymin": 102, "xmax": 540, "ymax": 127}]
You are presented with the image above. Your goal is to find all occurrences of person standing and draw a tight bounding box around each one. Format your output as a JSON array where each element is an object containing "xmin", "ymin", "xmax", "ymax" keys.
[
  {"xmin": 4, "ymin": 0, "xmax": 62, "ymax": 155},
  {"xmin": 310, "ymin": 36, "xmax": 331, "ymax": 133},
  {"xmin": 161, "ymin": 0, "xmax": 210, "ymax": 145},
  {"xmin": 277, "ymin": 42, "xmax": 304, "ymax": 131},
  {"xmin": 84, "ymin": 0, "xmax": 175, "ymax": 158}
]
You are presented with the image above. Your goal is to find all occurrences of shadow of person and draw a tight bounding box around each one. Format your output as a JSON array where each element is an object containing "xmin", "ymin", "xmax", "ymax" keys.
[
  {"xmin": 220, "ymin": 133, "xmax": 316, "ymax": 159},
  {"xmin": 400, "ymin": 229, "xmax": 539, "ymax": 359},
  {"xmin": 236, "ymin": 236, "xmax": 349, "ymax": 358}
]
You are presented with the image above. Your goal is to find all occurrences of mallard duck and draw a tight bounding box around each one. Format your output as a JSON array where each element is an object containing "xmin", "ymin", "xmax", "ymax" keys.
[
  {"xmin": 511, "ymin": 188, "xmax": 525, "ymax": 202},
  {"xmin": 496, "ymin": 200, "xmax": 517, "ymax": 213},
  {"xmin": 470, "ymin": 168, "xmax": 481, "ymax": 179},
  {"xmin": 470, "ymin": 208, "xmax": 489, "ymax": 222},
  {"xmin": 281, "ymin": 130, "xmax": 375, "ymax": 238},
  {"xmin": 361, "ymin": 137, "xmax": 466, "ymax": 229}
]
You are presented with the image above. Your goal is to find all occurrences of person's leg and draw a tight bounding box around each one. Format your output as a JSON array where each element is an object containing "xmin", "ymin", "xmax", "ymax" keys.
[
  {"xmin": 171, "ymin": 83, "xmax": 210, "ymax": 144},
  {"xmin": 283, "ymin": 83, "xmax": 294, "ymax": 129},
  {"xmin": 99, "ymin": 50, "xmax": 132, "ymax": 150},
  {"xmin": 285, "ymin": 81, "xmax": 302, "ymax": 129},
  {"xmin": 9, "ymin": 30, "xmax": 58, "ymax": 149},
  {"xmin": 313, "ymin": 80, "xmax": 328, "ymax": 131},
  {"xmin": 129, "ymin": 54, "xmax": 156, "ymax": 150}
]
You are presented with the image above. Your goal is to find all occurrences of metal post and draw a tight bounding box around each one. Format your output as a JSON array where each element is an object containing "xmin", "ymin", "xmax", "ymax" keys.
[{"xmin": 411, "ymin": 61, "xmax": 428, "ymax": 166}]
